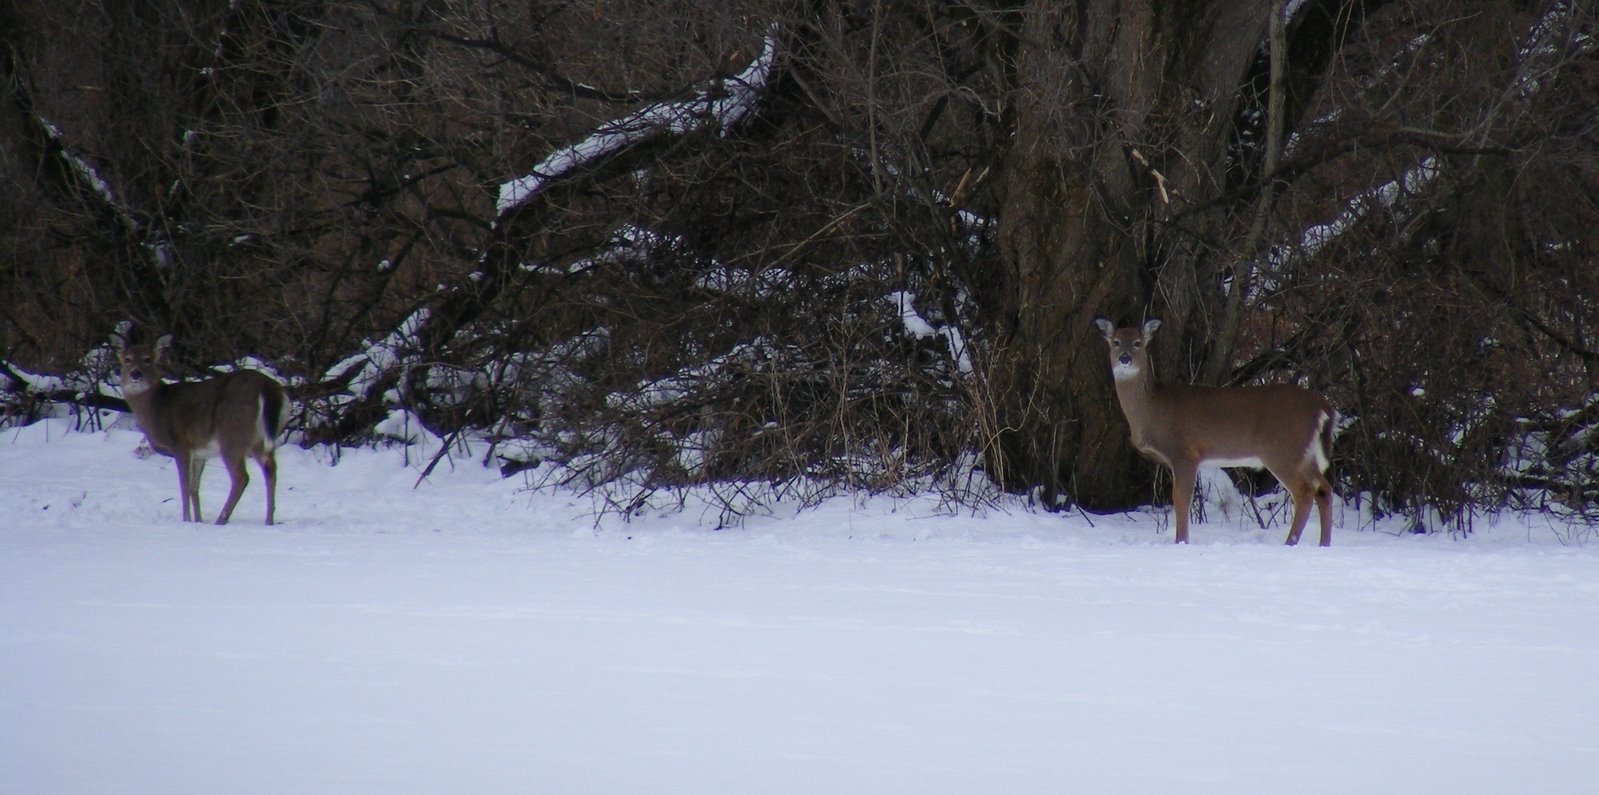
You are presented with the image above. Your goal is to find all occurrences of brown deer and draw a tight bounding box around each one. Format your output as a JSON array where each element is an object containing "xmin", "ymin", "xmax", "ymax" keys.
[
  {"xmin": 1095, "ymin": 318, "xmax": 1336, "ymax": 546},
  {"xmin": 114, "ymin": 333, "xmax": 289, "ymax": 525}
]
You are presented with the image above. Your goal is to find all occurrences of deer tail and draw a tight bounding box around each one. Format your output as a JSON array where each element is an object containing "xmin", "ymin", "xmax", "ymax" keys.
[
  {"xmin": 259, "ymin": 387, "xmax": 288, "ymax": 450},
  {"xmin": 1313, "ymin": 408, "xmax": 1337, "ymax": 482}
]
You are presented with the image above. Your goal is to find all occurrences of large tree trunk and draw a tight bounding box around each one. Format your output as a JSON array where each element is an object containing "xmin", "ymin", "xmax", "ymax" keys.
[{"xmin": 982, "ymin": 1, "xmax": 1272, "ymax": 510}]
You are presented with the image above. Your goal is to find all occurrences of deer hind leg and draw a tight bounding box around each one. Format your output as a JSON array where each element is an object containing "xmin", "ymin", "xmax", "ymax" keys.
[
  {"xmin": 214, "ymin": 453, "xmax": 250, "ymax": 526},
  {"xmin": 1170, "ymin": 461, "xmax": 1198, "ymax": 545},
  {"xmin": 1315, "ymin": 477, "xmax": 1334, "ymax": 547},
  {"xmin": 254, "ymin": 445, "xmax": 279, "ymax": 526}
]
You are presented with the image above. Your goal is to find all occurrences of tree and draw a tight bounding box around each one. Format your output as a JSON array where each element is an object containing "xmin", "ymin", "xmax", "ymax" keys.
[{"xmin": 975, "ymin": 1, "xmax": 1281, "ymax": 509}]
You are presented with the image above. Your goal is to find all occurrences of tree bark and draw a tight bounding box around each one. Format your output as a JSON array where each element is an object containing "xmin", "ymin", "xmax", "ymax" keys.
[{"xmin": 982, "ymin": 0, "xmax": 1272, "ymax": 510}]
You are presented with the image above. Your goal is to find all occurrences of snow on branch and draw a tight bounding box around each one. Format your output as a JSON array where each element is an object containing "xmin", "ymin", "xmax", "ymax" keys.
[
  {"xmin": 1275, "ymin": 5, "xmax": 1589, "ymax": 271},
  {"xmin": 1292, "ymin": 155, "xmax": 1440, "ymax": 261},
  {"xmin": 321, "ymin": 307, "xmax": 432, "ymax": 406},
  {"xmin": 1513, "ymin": 1, "xmax": 1595, "ymax": 98},
  {"xmin": 33, "ymin": 113, "xmax": 176, "ymax": 268},
  {"xmin": 496, "ymin": 26, "xmax": 781, "ymax": 215}
]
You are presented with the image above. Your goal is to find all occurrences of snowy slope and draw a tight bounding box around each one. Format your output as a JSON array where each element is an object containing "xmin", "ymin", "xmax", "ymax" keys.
[{"xmin": 3, "ymin": 417, "xmax": 1597, "ymax": 794}]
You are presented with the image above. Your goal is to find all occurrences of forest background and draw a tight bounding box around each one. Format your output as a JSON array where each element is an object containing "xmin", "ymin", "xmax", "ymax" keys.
[{"xmin": 2, "ymin": 0, "xmax": 1596, "ymax": 529}]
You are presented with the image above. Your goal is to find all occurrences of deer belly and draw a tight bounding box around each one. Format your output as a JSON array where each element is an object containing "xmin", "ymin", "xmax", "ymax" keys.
[
  {"xmin": 192, "ymin": 439, "xmax": 223, "ymax": 459},
  {"xmin": 1203, "ymin": 455, "xmax": 1265, "ymax": 470},
  {"xmin": 1135, "ymin": 444, "xmax": 1172, "ymax": 468}
]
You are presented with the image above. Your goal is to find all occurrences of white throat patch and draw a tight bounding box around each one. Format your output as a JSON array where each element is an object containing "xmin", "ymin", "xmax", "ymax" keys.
[{"xmin": 120, "ymin": 378, "xmax": 155, "ymax": 397}]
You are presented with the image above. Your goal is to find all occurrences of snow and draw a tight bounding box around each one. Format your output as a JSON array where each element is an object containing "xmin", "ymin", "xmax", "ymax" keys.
[
  {"xmin": 4, "ymin": 417, "xmax": 1599, "ymax": 793},
  {"xmin": 1, "ymin": 362, "xmax": 68, "ymax": 395},
  {"xmin": 707, "ymin": 28, "xmax": 779, "ymax": 129},
  {"xmin": 887, "ymin": 290, "xmax": 975, "ymax": 375},
  {"xmin": 1515, "ymin": 2, "xmax": 1594, "ymax": 97},
  {"xmin": 889, "ymin": 290, "xmax": 940, "ymax": 338}
]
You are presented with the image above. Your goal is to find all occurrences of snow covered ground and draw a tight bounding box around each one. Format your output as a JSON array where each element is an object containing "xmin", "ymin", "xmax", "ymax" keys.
[{"xmin": 3, "ymin": 417, "xmax": 1597, "ymax": 794}]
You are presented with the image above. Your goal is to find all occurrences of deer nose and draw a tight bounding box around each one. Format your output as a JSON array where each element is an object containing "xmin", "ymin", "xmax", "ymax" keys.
[{"xmin": 1118, "ymin": 353, "xmax": 1132, "ymax": 365}]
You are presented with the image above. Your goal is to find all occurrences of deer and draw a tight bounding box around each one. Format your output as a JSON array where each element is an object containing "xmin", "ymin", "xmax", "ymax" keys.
[
  {"xmin": 1095, "ymin": 318, "xmax": 1336, "ymax": 546},
  {"xmin": 114, "ymin": 332, "xmax": 290, "ymax": 525}
]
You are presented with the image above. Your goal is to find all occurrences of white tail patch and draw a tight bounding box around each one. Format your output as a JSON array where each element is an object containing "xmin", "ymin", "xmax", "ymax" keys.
[
  {"xmin": 1310, "ymin": 410, "xmax": 1334, "ymax": 473},
  {"xmin": 257, "ymin": 393, "xmax": 286, "ymax": 453}
]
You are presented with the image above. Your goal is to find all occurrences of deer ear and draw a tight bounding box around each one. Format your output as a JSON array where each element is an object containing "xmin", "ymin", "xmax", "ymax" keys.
[
  {"xmin": 155, "ymin": 334, "xmax": 175, "ymax": 357},
  {"xmin": 110, "ymin": 321, "xmax": 134, "ymax": 351},
  {"xmin": 1141, "ymin": 318, "xmax": 1163, "ymax": 338},
  {"xmin": 1093, "ymin": 317, "xmax": 1115, "ymax": 340}
]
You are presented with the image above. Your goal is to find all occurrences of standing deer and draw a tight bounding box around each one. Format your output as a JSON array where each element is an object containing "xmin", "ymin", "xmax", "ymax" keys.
[
  {"xmin": 1095, "ymin": 318, "xmax": 1336, "ymax": 546},
  {"xmin": 115, "ymin": 333, "xmax": 289, "ymax": 525}
]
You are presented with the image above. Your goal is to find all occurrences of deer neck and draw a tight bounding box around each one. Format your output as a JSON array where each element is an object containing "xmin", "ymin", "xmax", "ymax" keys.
[
  {"xmin": 120, "ymin": 377, "xmax": 165, "ymax": 418},
  {"xmin": 1111, "ymin": 359, "xmax": 1169, "ymax": 446},
  {"xmin": 121, "ymin": 377, "xmax": 186, "ymax": 451}
]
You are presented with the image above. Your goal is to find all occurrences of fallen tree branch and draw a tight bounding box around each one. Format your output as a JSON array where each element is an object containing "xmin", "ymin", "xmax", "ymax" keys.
[{"xmin": 298, "ymin": 24, "xmax": 787, "ymax": 446}]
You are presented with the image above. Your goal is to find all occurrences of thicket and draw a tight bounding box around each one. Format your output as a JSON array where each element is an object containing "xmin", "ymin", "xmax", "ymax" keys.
[{"xmin": 3, "ymin": 1, "xmax": 1596, "ymax": 529}]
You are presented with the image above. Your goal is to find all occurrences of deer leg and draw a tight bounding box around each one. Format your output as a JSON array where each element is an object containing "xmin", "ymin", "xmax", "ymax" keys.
[
  {"xmin": 1170, "ymin": 462, "xmax": 1197, "ymax": 545},
  {"xmin": 1283, "ymin": 482, "xmax": 1315, "ymax": 546},
  {"xmin": 1316, "ymin": 482, "xmax": 1333, "ymax": 547},
  {"xmin": 190, "ymin": 457, "xmax": 207, "ymax": 522},
  {"xmin": 214, "ymin": 454, "xmax": 249, "ymax": 526},
  {"xmin": 256, "ymin": 449, "xmax": 278, "ymax": 526},
  {"xmin": 175, "ymin": 453, "xmax": 193, "ymax": 522}
]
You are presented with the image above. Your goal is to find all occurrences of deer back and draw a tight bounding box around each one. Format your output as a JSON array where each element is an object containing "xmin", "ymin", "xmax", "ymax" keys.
[
  {"xmin": 1151, "ymin": 382, "xmax": 1331, "ymax": 469},
  {"xmin": 134, "ymin": 372, "xmax": 284, "ymax": 458}
]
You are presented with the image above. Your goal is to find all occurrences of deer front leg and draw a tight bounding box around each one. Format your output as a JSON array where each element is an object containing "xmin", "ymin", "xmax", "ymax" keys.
[
  {"xmin": 174, "ymin": 454, "xmax": 192, "ymax": 522},
  {"xmin": 175, "ymin": 451, "xmax": 190, "ymax": 521},
  {"xmin": 1283, "ymin": 484, "xmax": 1315, "ymax": 546},
  {"xmin": 1170, "ymin": 461, "xmax": 1198, "ymax": 545},
  {"xmin": 189, "ymin": 457, "xmax": 207, "ymax": 522}
]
